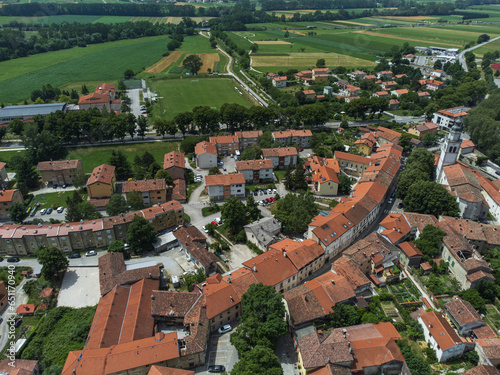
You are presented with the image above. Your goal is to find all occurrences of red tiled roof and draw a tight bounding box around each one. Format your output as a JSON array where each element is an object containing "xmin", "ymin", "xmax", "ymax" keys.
[
  {"xmin": 243, "ymin": 249, "xmax": 298, "ymax": 287},
  {"xmin": 303, "ymin": 90, "xmax": 316, "ymax": 95},
  {"xmin": 122, "ymin": 179, "xmax": 166, "ymax": 193},
  {"xmin": 234, "ymin": 130, "xmax": 263, "ymax": 139},
  {"xmin": 205, "ymin": 173, "xmax": 245, "ymax": 187},
  {"xmin": 262, "ymin": 147, "xmax": 298, "ymax": 157},
  {"xmin": 172, "ymin": 178, "xmax": 186, "ymax": 202},
  {"xmin": 0, "ymin": 189, "xmax": 20, "ymax": 203},
  {"xmin": 419, "ymin": 311, "xmax": 463, "ymax": 351},
  {"xmin": 399, "ymin": 242, "xmax": 422, "ymax": 258},
  {"xmin": 163, "ymin": 151, "xmax": 185, "ymax": 170},
  {"xmin": 270, "ymin": 239, "xmax": 324, "ymax": 270},
  {"xmin": 461, "ymin": 140, "xmax": 475, "ymax": 149},
  {"xmin": 473, "ymin": 325, "xmax": 498, "ymax": 339},
  {"xmin": 195, "ymin": 141, "xmax": 216, "ymax": 156},
  {"xmin": 87, "ymin": 164, "xmax": 115, "ymax": 186},
  {"xmin": 209, "ymin": 135, "xmax": 239, "ymax": 144},
  {"xmin": 16, "ymin": 304, "xmax": 36, "ymax": 314},
  {"xmin": 37, "ymin": 160, "xmax": 80, "ymax": 171},
  {"xmin": 464, "ymin": 365, "xmax": 500, "ymax": 375},
  {"xmin": 78, "ymin": 92, "xmax": 111, "ymax": 105},
  {"xmin": 446, "ymin": 296, "xmax": 483, "ymax": 327},
  {"xmin": 148, "ymin": 366, "xmax": 195, "ymax": 375},
  {"xmin": 334, "ymin": 151, "xmax": 371, "ymax": 165},
  {"xmin": 236, "ymin": 159, "xmax": 273, "ymax": 171}
]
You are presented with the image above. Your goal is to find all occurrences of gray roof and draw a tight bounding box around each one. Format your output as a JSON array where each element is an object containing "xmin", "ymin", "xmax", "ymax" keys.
[
  {"xmin": 0, "ymin": 103, "xmax": 67, "ymax": 117},
  {"xmin": 244, "ymin": 217, "xmax": 281, "ymax": 248}
]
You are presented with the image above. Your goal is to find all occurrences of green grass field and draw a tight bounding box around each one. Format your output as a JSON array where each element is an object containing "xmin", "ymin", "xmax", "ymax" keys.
[
  {"xmin": 151, "ymin": 78, "xmax": 255, "ymax": 120},
  {"xmin": 67, "ymin": 141, "xmax": 180, "ymax": 173},
  {"xmin": 0, "ymin": 35, "xmax": 170, "ymax": 104}
]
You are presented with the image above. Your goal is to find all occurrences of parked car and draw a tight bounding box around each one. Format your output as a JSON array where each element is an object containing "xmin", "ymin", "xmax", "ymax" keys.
[
  {"xmin": 215, "ymin": 218, "xmax": 222, "ymax": 225},
  {"xmin": 7, "ymin": 257, "xmax": 20, "ymax": 263},
  {"xmin": 46, "ymin": 208, "xmax": 53, "ymax": 214},
  {"xmin": 210, "ymin": 221, "xmax": 218, "ymax": 226},
  {"xmin": 0, "ymin": 257, "xmax": 3, "ymax": 262},
  {"xmin": 223, "ymin": 167, "xmax": 226, "ymax": 171},
  {"xmin": 263, "ymin": 189, "xmax": 267, "ymax": 194},
  {"xmin": 85, "ymin": 250, "xmax": 97, "ymax": 257},
  {"xmin": 14, "ymin": 318, "xmax": 23, "ymax": 328},
  {"xmin": 218, "ymin": 324, "xmax": 232, "ymax": 334},
  {"xmin": 267, "ymin": 189, "xmax": 272, "ymax": 194},
  {"xmin": 68, "ymin": 253, "xmax": 81, "ymax": 259},
  {"xmin": 208, "ymin": 365, "xmax": 226, "ymax": 373},
  {"xmin": 253, "ymin": 191, "xmax": 258, "ymax": 196},
  {"xmin": 388, "ymin": 198, "xmax": 394, "ymax": 204},
  {"xmin": 57, "ymin": 206, "xmax": 64, "ymax": 213},
  {"xmin": 202, "ymin": 226, "xmax": 208, "ymax": 233},
  {"xmin": 259, "ymin": 190, "xmax": 263, "ymax": 196},
  {"xmin": 40, "ymin": 208, "xmax": 47, "ymax": 215},
  {"xmin": 273, "ymin": 189, "xmax": 277, "ymax": 194}
]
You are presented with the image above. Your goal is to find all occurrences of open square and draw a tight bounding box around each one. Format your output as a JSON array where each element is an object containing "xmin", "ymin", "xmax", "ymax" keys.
[{"xmin": 57, "ymin": 267, "xmax": 101, "ymax": 308}]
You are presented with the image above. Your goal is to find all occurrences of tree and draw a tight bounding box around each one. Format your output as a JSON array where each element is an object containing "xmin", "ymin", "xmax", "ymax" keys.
[
  {"xmin": 221, "ymin": 197, "xmax": 248, "ymax": 234},
  {"xmin": 338, "ymin": 174, "xmax": 352, "ymax": 195},
  {"xmin": 399, "ymin": 340, "xmax": 432, "ymax": 375},
  {"xmin": 330, "ymin": 303, "xmax": 361, "ymax": 328},
  {"xmin": 106, "ymin": 194, "xmax": 129, "ymax": 216},
  {"xmin": 246, "ymin": 194, "xmax": 260, "ymax": 221},
  {"xmin": 117, "ymin": 80, "xmax": 127, "ymax": 91},
  {"xmin": 22, "ymin": 123, "xmax": 66, "ymax": 164},
  {"xmin": 422, "ymin": 133, "xmax": 438, "ymax": 147},
  {"xmin": 124, "ymin": 69, "xmax": 135, "ymax": 79},
  {"xmin": 108, "ymin": 240, "xmax": 125, "ymax": 253},
  {"xmin": 126, "ymin": 216, "xmax": 156, "ymax": 254},
  {"xmin": 477, "ymin": 34, "xmax": 490, "ymax": 44},
  {"xmin": 155, "ymin": 169, "xmax": 173, "ymax": 186},
  {"xmin": 174, "ymin": 112, "xmax": 193, "ymax": 136},
  {"xmin": 8, "ymin": 118, "xmax": 24, "ymax": 135},
  {"xmin": 208, "ymin": 166, "xmax": 221, "ymax": 175},
  {"xmin": 241, "ymin": 145, "xmax": 262, "ymax": 161},
  {"xmin": 231, "ymin": 345, "xmax": 283, "ymax": 375},
  {"xmin": 414, "ymin": 225, "xmax": 446, "ymax": 259},
  {"xmin": 396, "ymin": 167, "xmax": 429, "ymax": 200},
  {"xmin": 183, "ymin": 54, "xmax": 203, "ymax": 74},
  {"xmin": 433, "ymin": 60, "xmax": 443, "ymax": 70},
  {"xmin": 127, "ymin": 190, "xmax": 144, "ymax": 211},
  {"xmin": 73, "ymin": 169, "xmax": 88, "ymax": 190},
  {"xmin": 11, "ymin": 154, "xmax": 39, "ymax": 195},
  {"xmin": 65, "ymin": 190, "xmax": 101, "ymax": 222},
  {"xmin": 406, "ymin": 148, "xmax": 435, "ymax": 178},
  {"xmin": 137, "ymin": 115, "xmax": 148, "ymax": 139},
  {"xmin": 460, "ymin": 289, "xmax": 485, "ymax": 311},
  {"xmin": 10, "ymin": 202, "xmax": 27, "ymax": 224},
  {"xmin": 274, "ymin": 194, "xmax": 319, "ymax": 234},
  {"xmin": 316, "ymin": 58, "xmax": 326, "ymax": 68},
  {"xmin": 398, "ymin": 132, "xmax": 414, "ymax": 153},
  {"xmin": 36, "ymin": 247, "xmax": 69, "ymax": 282},
  {"xmin": 404, "ymin": 181, "xmax": 460, "ymax": 217}
]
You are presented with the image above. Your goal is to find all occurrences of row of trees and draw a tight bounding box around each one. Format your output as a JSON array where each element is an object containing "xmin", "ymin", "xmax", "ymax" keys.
[{"xmin": 230, "ymin": 283, "xmax": 286, "ymax": 375}]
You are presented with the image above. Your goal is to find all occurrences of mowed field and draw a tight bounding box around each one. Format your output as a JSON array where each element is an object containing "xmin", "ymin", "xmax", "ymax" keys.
[
  {"xmin": 251, "ymin": 52, "xmax": 376, "ymax": 68},
  {"xmin": 151, "ymin": 78, "xmax": 255, "ymax": 120},
  {"xmin": 0, "ymin": 35, "xmax": 170, "ymax": 104},
  {"xmin": 181, "ymin": 53, "xmax": 220, "ymax": 73}
]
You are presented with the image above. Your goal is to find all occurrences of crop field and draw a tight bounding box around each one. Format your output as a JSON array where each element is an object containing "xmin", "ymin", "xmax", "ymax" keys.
[
  {"xmin": 150, "ymin": 78, "xmax": 255, "ymax": 120},
  {"xmin": 0, "ymin": 15, "xmax": 132, "ymax": 24},
  {"xmin": 181, "ymin": 53, "xmax": 220, "ymax": 73},
  {"xmin": 129, "ymin": 16, "xmax": 214, "ymax": 24},
  {"xmin": 0, "ymin": 35, "xmax": 170, "ymax": 104},
  {"xmin": 145, "ymin": 51, "xmax": 186, "ymax": 73},
  {"xmin": 251, "ymin": 52, "xmax": 377, "ymax": 68}
]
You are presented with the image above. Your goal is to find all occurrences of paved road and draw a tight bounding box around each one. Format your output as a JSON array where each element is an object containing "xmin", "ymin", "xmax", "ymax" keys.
[
  {"xmin": 0, "ymin": 278, "xmax": 29, "ymax": 352},
  {"xmin": 127, "ymin": 88, "xmax": 142, "ymax": 118},
  {"xmin": 458, "ymin": 35, "xmax": 500, "ymax": 72}
]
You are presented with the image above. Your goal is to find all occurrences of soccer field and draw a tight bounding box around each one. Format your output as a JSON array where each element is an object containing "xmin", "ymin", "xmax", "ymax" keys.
[{"xmin": 151, "ymin": 78, "xmax": 255, "ymax": 120}]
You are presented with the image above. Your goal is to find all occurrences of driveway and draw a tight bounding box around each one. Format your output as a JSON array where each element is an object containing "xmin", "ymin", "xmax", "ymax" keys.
[
  {"xmin": 195, "ymin": 327, "xmax": 239, "ymax": 374},
  {"xmin": 226, "ymin": 244, "xmax": 256, "ymax": 270},
  {"xmin": 57, "ymin": 267, "xmax": 101, "ymax": 308},
  {"xmin": 127, "ymin": 88, "xmax": 142, "ymax": 118}
]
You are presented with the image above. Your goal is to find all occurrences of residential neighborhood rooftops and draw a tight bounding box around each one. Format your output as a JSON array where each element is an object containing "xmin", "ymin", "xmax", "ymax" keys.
[
  {"xmin": 437, "ymin": 106, "xmax": 471, "ymax": 117},
  {"xmin": 87, "ymin": 164, "xmax": 115, "ymax": 185},
  {"xmin": 148, "ymin": 366, "xmax": 195, "ymax": 375},
  {"xmin": 461, "ymin": 140, "xmax": 475, "ymax": 149},
  {"xmin": 272, "ymin": 129, "xmax": 312, "ymax": 138},
  {"xmin": 37, "ymin": 159, "xmax": 80, "ymax": 171},
  {"xmin": 418, "ymin": 311, "xmax": 463, "ymax": 351},
  {"xmin": 270, "ymin": 238, "xmax": 324, "ymax": 271},
  {"xmin": 464, "ymin": 365, "xmax": 500, "ymax": 375},
  {"xmin": 399, "ymin": 241, "xmax": 423, "ymax": 258},
  {"xmin": 234, "ymin": 130, "xmax": 263, "ymax": 139},
  {"xmin": 334, "ymin": 151, "xmax": 371, "ymax": 165},
  {"xmin": 236, "ymin": 159, "xmax": 273, "ymax": 171},
  {"xmin": 209, "ymin": 135, "xmax": 239, "ymax": 144},
  {"xmin": 243, "ymin": 249, "xmax": 298, "ymax": 287},
  {"xmin": 446, "ymin": 296, "xmax": 483, "ymax": 327},
  {"xmin": 262, "ymin": 147, "xmax": 298, "ymax": 157},
  {"xmin": 163, "ymin": 151, "xmax": 185, "ymax": 170},
  {"xmin": 205, "ymin": 173, "xmax": 245, "ymax": 187},
  {"xmin": 122, "ymin": 179, "xmax": 166, "ymax": 193},
  {"xmin": 195, "ymin": 141, "xmax": 217, "ymax": 156}
]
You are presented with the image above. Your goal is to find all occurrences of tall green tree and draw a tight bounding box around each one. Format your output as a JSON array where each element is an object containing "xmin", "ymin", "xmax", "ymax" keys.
[
  {"xmin": 338, "ymin": 174, "xmax": 352, "ymax": 195},
  {"xmin": 231, "ymin": 345, "xmax": 283, "ymax": 375},
  {"xmin": 406, "ymin": 148, "xmax": 435, "ymax": 178},
  {"xmin": 396, "ymin": 167, "xmax": 429, "ymax": 200},
  {"xmin": 137, "ymin": 115, "xmax": 148, "ymax": 139},
  {"xmin": 414, "ymin": 225, "xmax": 446, "ymax": 259},
  {"xmin": 22, "ymin": 123, "xmax": 66, "ymax": 164},
  {"xmin": 330, "ymin": 303, "xmax": 361, "ymax": 328},
  {"xmin": 10, "ymin": 202, "xmax": 27, "ymax": 224},
  {"xmin": 183, "ymin": 54, "xmax": 203, "ymax": 74},
  {"xmin": 126, "ymin": 216, "xmax": 156, "ymax": 254},
  {"xmin": 127, "ymin": 190, "xmax": 145, "ymax": 211},
  {"xmin": 241, "ymin": 145, "xmax": 262, "ymax": 161},
  {"xmin": 155, "ymin": 169, "xmax": 173, "ymax": 186},
  {"xmin": 221, "ymin": 197, "xmax": 248, "ymax": 234},
  {"xmin": 106, "ymin": 194, "xmax": 129, "ymax": 216},
  {"xmin": 109, "ymin": 150, "xmax": 132, "ymax": 181},
  {"xmin": 36, "ymin": 247, "xmax": 69, "ymax": 282},
  {"xmin": 65, "ymin": 190, "xmax": 101, "ymax": 222},
  {"xmin": 208, "ymin": 166, "xmax": 221, "ymax": 175},
  {"xmin": 404, "ymin": 181, "xmax": 460, "ymax": 217},
  {"xmin": 11, "ymin": 154, "xmax": 39, "ymax": 195},
  {"xmin": 274, "ymin": 194, "xmax": 319, "ymax": 233},
  {"xmin": 246, "ymin": 194, "xmax": 260, "ymax": 221}
]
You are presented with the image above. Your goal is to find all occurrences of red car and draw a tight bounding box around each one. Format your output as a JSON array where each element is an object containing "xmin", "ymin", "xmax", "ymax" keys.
[{"xmin": 211, "ymin": 221, "xmax": 218, "ymax": 226}]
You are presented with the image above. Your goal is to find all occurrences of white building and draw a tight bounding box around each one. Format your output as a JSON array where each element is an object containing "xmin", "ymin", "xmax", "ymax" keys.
[
  {"xmin": 235, "ymin": 159, "xmax": 274, "ymax": 183},
  {"xmin": 418, "ymin": 311, "xmax": 467, "ymax": 362},
  {"xmin": 195, "ymin": 141, "xmax": 217, "ymax": 169},
  {"xmin": 205, "ymin": 173, "xmax": 246, "ymax": 201},
  {"xmin": 432, "ymin": 106, "xmax": 470, "ymax": 130},
  {"xmin": 436, "ymin": 118, "xmax": 463, "ymax": 184},
  {"xmin": 272, "ymin": 76, "xmax": 287, "ymax": 88}
]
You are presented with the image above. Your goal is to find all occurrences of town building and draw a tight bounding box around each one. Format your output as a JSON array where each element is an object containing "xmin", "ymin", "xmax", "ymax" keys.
[
  {"xmin": 195, "ymin": 141, "xmax": 217, "ymax": 169},
  {"xmin": 205, "ymin": 173, "xmax": 245, "ymax": 201},
  {"xmin": 243, "ymin": 217, "xmax": 281, "ymax": 251},
  {"xmin": 0, "ymin": 359, "xmax": 39, "ymax": 375},
  {"xmin": 373, "ymin": 91, "xmax": 389, "ymax": 98},
  {"xmin": 407, "ymin": 122, "xmax": 439, "ymax": 139},
  {"xmin": 391, "ymin": 89, "xmax": 409, "ymax": 97},
  {"xmin": 78, "ymin": 92, "xmax": 121, "ymax": 112},
  {"xmin": 398, "ymin": 241, "xmax": 423, "ymax": 269},
  {"xmin": 464, "ymin": 365, "xmax": 500, "ymax": 375},
  {"xmin": 305, "ymin": 156, "xmax": 340, "ymax": 196},
  {"xmin": 272, "ymin": 76, "xmax": 287, "ymax": 87},
  {"xmin": 419, "ymin": 78, "xmax": 446, "ymax": 91},
  {"xmin": 446, "ymin": 296, "xmax": 485, "ymax": 335},
  {"xmin": 163, "ymin": 151, "xmax": 186, "ymax": 180},
  {"xmin": 121, "ymin": 179, "xmax": 167, "ymax": 206},
  {"xmin": 296, "ymin": 322, "xmax": 405, "ymax": 375},
  {"xmin": 354, "ymin": 133, "xmax": 376, "ymax": 155},
  {"xmin": 461, "ymin": 140, "xmax": 476, "ymax": 155},
  {"xmin": 0, "ymin": 162, "xmax": 7, "ymax": 188},
  {"xmin": 174, "ymin": 226, "xmax": 218, "ymax": 275},
  {"xmin": 261, "ymin": 147, "xmax": 298, "ymax": 169},
  {"xmin": 272, "ymin": 130, "xmax": 312, "ymax": 148},
  {"xmin": 378, "ymin": 71, "xmax": 393, "ymax": 79},
  {"xmin": 0, "ymin": 189, "xmax": 24, "ymax": 220},
  {"xmin": 374, "ymin": 127, "xmax": 401, "ymax": 145},
  {"xmin": 334, "ymin": 151, "xmax": 371, "ymax": 177},
  {"xmin": 36, "ymin": 160, "xmax": 83, "ymax": 187},
  {"xmin": 417, "ymin": 310, "xmax": 467, "ymax": 362},
  {"xmin": 350, "ymin": 70, "xmax": 367, "ymax": 79},
  {"xmin": 235, "ymin": 159, "xmax": 274, "ymax": 183},
  {"xmin": 209, "ymin": 135, "xmax": 239, "ymax": 156},
  {"xmin": 234, "ymin": 130, "xmax": 263, "ymax": 150},
  {"xmin": 87, "ymin": 164, "xmax": 115, "ymax": 199},
  {"xmin": 0, "ymin": 103, "xmax": 67, "ymax": 125},
  {"xmin": 302, "ymin": 90, "xmax": 316, "ymax": 100},
  {"xmin": 388, "ymin": 99, "xmax": 400, "ymax": 110},
  {"xmin": 432, "ymin": 106, "xmax": 470, "ymax": 130}
]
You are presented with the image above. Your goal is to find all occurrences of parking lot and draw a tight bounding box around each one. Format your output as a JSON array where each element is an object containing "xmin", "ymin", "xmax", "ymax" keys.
[
  {"xmin": 195, "ymin": 327, "xmax": 239, "ymax": 374},
  {"xmin": 25, "ymin": 208, "xmax": 67, "ymax": 223},
  {"xmin": 219, "ymin": 155, "xmax": 237, "ymax": 173},
  {"xmin": 57, "ymin": 267, "xmax": 101, "ymax": 308}
]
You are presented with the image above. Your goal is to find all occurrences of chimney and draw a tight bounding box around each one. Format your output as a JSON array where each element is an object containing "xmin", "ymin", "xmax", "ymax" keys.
[{"xmin": 230, "ymin": 295, "xmax": 234, "ymax": 302}]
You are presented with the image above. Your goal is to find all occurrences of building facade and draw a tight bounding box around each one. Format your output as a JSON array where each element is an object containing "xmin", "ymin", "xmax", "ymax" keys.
[{"xmin": 37, "ymin": 160, "xmax": 83, "ymax": 187}]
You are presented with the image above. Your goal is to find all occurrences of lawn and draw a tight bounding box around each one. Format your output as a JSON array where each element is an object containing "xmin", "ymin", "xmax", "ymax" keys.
[
  {"xmin": 67, "ymin": 141, "xmax": 180, "ymax": 173},
  {"xmin": 150, "ymin": 78, "xmax": 255, "ymax": 120},
  {"xmin": 34, "ymin": 191, "xmax": 86, "ymax": 209},
  {"xmin": 0, "ymin": 35, "xmax": 170, "ymax": 104}
]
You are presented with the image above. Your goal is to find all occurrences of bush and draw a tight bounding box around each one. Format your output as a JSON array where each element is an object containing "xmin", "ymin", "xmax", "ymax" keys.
[
  {"xmin": 246, "ymin": 241, "xmax": 263, "ymax": 255},
  {"xmin": 235, "ymin": 230, "xmax": 247, "ymax": 243}
]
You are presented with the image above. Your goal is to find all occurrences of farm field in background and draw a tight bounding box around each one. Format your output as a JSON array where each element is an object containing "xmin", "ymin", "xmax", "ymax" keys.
[
  {"xmin": 0, "ymin": 35, "xmax": 170, "ymax": 104},
  {"xmin": 150, "ymin": 78, "xmax": 255, "ymax": 120}
]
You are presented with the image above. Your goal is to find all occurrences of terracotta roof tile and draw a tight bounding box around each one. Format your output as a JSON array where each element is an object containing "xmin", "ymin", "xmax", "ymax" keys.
[
  {"xmin": 205, "ymin": 173, "xmax": 245, "ymax": 187},
  {"xmin": 446, "ymin": 296, "xmax": 483, "ymax": 326},
  {"xmin": 475, "ymin": 339, "xmax": 500, "ymax": 363},
  {"xmin": 270, "ymin": 239, "xmax": 324, "ymax": 270},
  {"xmin": 473, "ymin": 325, "xmax": 497, "ymax": 339},
  {"xmin": 195, "ymin": 141, "xmax": 216, "ymax": 156},
  {"xmin": 122, "ymin": 179, "xmax": 166, "ymax": 193},
  {"xmin": 209, "ymin": 135, "xmax": 239, "ymax": 144},
  {"xmin": 262, "ymin": 147, "xmax": 298, "ymax": 157},
  {"xmin": 418, "ymin": 311, "xmax": 462, "ymax": 351},
  {"xmin": 163, "ymin": 151, "xmax": 185, "ymax": 170},
  {"xmin": 87, "ymin": 164, "xmax": 115, "ymax": 186},
  {"xmin": 148, "ymin": 366, "xmax": 195, "ymax": 375},
  {"xmin": 150, "ymin": 290, "xmax": 200, "ymax": 318},
  {"xmin": 243, "ymin": 249, "xmax": 298, "ymax": 287},
  {"xmin": 234, "ymin": 130, "xmax": 263, "ymax": 139},
  {"xmin": 399, "ymin": 241, "xmax": 422, "ymax": 257},
  {"xmin": 334, "ymin": 151, "xmax": 371, "ymax": 165},
  {"xmin": 0, "ymin": 189, "xmax": 20, "ymax": 203},
  {"xmin": 464, "ymin": 365, "xmax": 500, "ymax": 375},
  {"xmin": 37, "ymin": 160, "xmax": 80, "ymax": 171},
  {"xmin": 236, "ymin": 159, "xmax": 273, "ymax": 171}
]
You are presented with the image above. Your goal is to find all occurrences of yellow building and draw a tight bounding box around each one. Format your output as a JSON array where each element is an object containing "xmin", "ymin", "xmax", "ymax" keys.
[
  {"xmin": 122, "ymin": 179, "xmax": 167, "ymax": 206},
  {"xmin": 354, "ymin": 133, "xmax": 376, "ymax": 156},
  {"xmin": 87, "ymin": 164, "xmax": 115, "ymax": 199},
  {"xmin": 334, "ymin": 151, "xmax": 371, "ymax": 177}
]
